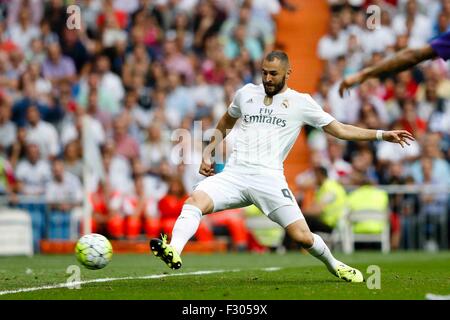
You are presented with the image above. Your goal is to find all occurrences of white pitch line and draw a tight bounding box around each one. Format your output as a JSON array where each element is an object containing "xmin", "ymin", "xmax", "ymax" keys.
[
  {"xmin": 0, "ymin": 267, "xmax": 282, "ymax": 296},
  {"xmin": 261, "ymin": 267, "xmax": 281, "ymax": 272}
]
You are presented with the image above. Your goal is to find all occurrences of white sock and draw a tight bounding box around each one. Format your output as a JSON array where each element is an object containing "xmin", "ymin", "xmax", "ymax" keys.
[
  {"xmin": 306, "ymin": 233, "xmax": 340, "ymax": 275},
  {"xmin": 169, "ymin": 204, "xmax": 203, "ymax": 255}
]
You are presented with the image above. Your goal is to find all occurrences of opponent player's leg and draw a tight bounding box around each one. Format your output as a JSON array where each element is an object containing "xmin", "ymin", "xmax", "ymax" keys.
[
  {"xmin": 149, "ymin": 190, "xmax": 213, "ymax": 270},
  {"xmin": 269, "ymin": 206, "xmax": 363, "ymax": 283}
]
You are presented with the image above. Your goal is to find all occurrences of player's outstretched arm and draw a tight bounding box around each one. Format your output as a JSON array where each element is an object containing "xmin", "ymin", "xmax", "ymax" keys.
[
  {"xmin": 323, "ymin": 120, "xmax": 415, "ymax": 148},
  {"xmin": 338, "ymin": 45, "xmax": 437, "ymax": 97},
  {"xmin": 199, "ymin": 111, "xmax": 238, "ymax": 176}
]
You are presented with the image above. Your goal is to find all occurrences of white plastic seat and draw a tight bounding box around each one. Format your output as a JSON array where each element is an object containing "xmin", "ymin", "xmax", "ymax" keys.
[
  {"xmin": 0, "ymin": 208, "xmax": 34, "ymax": 256},
  {"xmin": 341, "ymin": 209, "xmax": 390, "ymax": 254}
]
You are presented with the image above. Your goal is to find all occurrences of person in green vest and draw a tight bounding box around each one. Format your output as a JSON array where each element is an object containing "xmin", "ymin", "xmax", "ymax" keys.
[
  {"xmin": 0, "ymin": 155, "xmax": 15, "ymax": 196},
  {"xmin": 347, "ymin": 173, "xmax": 389, "ymax": 234},
  {"xmin": 303, "ymin": 166, "xmax": 348, "ymax": 233},
  {"xmin": 284, "ymin": 166, "xmax": 347, "ymax": 250}
]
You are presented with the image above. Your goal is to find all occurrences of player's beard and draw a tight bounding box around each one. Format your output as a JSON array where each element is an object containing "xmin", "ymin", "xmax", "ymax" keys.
[{"xmin": 263, "ymin": 75, "xmax": 286, "ymax": 97}]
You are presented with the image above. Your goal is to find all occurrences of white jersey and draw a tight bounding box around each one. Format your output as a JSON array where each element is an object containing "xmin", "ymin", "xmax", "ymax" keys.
[{"xmin": 224, "ymin": 83, "xmax": 335, "ymax": 176}]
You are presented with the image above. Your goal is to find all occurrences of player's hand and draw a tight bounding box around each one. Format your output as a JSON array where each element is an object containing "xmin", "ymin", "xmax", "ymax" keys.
[
  {"xmin": 382, "ymin": 130, "xmax": 415, "ymax": 148},
  {"xmin": 199, "ymin": 156, "xmax": 215, "ymax": 177}
]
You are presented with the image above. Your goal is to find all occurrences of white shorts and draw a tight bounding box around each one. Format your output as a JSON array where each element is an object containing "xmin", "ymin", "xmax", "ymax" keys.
[{"xmin": 194, "ymin": 170, "xmax": 304, "ymax": 227}]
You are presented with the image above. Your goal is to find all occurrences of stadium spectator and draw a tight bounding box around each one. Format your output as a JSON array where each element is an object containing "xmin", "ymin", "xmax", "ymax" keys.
[
  {"xmin": 348, "ymin": 147, "xmax": 380, "ymax": 184},
  {"xmin": 416, "ymin": 78, "xmax": 444, "ymax": 122},
  {"xmin": 409, "ymin": 132, "xmax": 450, "ymax": 185},
  {"xmin": 158, "ymin": 176, "xmax": 214, "ymax": 244},
  {"xmin": 121, "ymin": 89, "xmax": 150, "ymax": 143},
  {"xmin": 11, "ymin": 81, "xmax": 63, "ymax": 128},
  {"xmin": 60, "ymin": 28, "xmax": 91, "ymax": 74},
  {"xmin": 395, "ymin": 98, "xmax": 427, "ymax": 137},
  {"xmin": 122, "ymin": 44, "xmax": 151, "ymax": 90},
  {"xmin": 99, "ymin": 139, "xmax": 133, "ymax": 194},
  {"xmin": 140, "ymin": 122, "xmax": 171, "ymax": 173},
  {"xmin": 0, "ymin": 99, "xmax": 16, "ymax": 155},
  {"xmin": 347, "ymin": 172, "xmax": 390, "ymax": 246},
  {"xmin": 376, "ymin": 121, "xmax": 421, "ymax": 168},
  {"xmin": 417, "ymin": 156, "xmax": 449, "ymax": 250},
  {"xmin": 60, "ymin": 105, "xmax": 106, "ymax": 149},
  {"xmin": 204, "ymin": 208, "xmax": 249, "ymax": 251},
  {"xmin": 122, "ymin": 172, "xmax": 159, "ymax": 239},
  {"xmin": 6, "ymin": 5, "xmax": 40, "ymax": 54},
  {"xmin": 6, "ymin": 0, "xmax": 43, "ymax": 29},
  {"xmin": 14, "ymin": 143, "xmax": 51, "ymax": 196},
  {"xmin": 165, "ymin": 71, "xmax": 196, "ymax": 128},
  {"xmin": 45, "ymin": 159, "xmax": 83, "ymax": 239},
  {"xmin": 325, "ymin": 137, "xmax": 353, "ymax": 184},
  {"xmin": 303, "ymin": 166, "xmax": 348, "ymax": 234},
  {"xmin": 89, "ymin": 178, "xmax": 125, "ymax": 239},
  {"xmin": 46, "ymin": 158, "xmax": 82, "ymax": 211},
  {"xmin": 0, "ymin": 51, "xmax": 20, "ymax": 94},
  {"xmin": 62, "ymin": 140, "xmax": 83, "ymax": 181},
  {"xmin": 112, "ymin": 114, "xmax": 140, "ymax": 162},
  {"xmin": 8, "ymin": 126, "xmax": 27, "ymax": 169},
  {"xmin": 192, "ymin": 0, "xmax": 226, "ymax": 54},
  {"xmin": 77, "ymin": 71, "xmax": 119, "ymax": 117},
  {"xmin": 392, "ymin": 0, "xmax": 433, "ymax": 48},
  {"xmin": 42, "ymin": 0, "xmax": 67, "ymax": 39},
  {"xmin": 318, "ymin": 16, "xmax": 348, "ymax": 61},
  {"xmin": 285, "ymin": 165, "xmax": 347, "ymax": 250},
  {"xmin": 382, "ymin": 161, "xmax": 412, "ymax": 249},
  {"xmin": 94, "ymin": 54, "xmax": 125, "ymax": 112},
  {"xmin": 22, "ymin": 60, "xmax": 53, "ymax": 106},
  {"xmin": 0, "ymin": 154, "xmax": 15, "ymax": 196},
  {"xmin": 223, "ymin": 22, "xmax": 264, "ymax": 62},
  {"xmin": 41, "ymin": 41, "xmax": 77, "ymax": 86},
  {"xmin": 24, "ymin": 104, "xmax": 59, "ymax": 160}
]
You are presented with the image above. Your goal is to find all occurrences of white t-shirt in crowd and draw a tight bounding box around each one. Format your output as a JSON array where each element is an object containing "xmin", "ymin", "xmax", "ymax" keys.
[
  {"xmin": 0, "ymin": 121, "xmax": 16, "ymax": 150},
  {"xmin": 376, "ymin": 139, "xmax": 421, "ymax": 163},
  {"xmin": 26, "ymin": 121, "xmax": 60, "ymax": 159},
  {"xmin": 45, "ymin": 172, "xmax": 83, "ymax": 204},
  {"xmin": 317, "ymin": 33, "xmax": 349, "ymax": 61},
  {"xmin": 392, "ymin": 13, "xmax": 432, "ymax": 48},
  {"xmin": 60, "ymin": 116, "xmax": 105, "ymax": 147},
  {"xmin": 15, "ymin": 159, "xmax": 52, "ymax": 195}
]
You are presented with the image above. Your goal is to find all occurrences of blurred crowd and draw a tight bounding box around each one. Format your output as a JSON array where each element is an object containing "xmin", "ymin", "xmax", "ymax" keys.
[
  {"xmin": 296, "ymin": 0, "xmax": 450, "ymax": 250},
  {"xmin": 0, "ymin": 0, "xmax": 449, "ymax": 252},
  {"xmin": 0, "ymin": 0, "xmax": 285, "ymax": 248}
]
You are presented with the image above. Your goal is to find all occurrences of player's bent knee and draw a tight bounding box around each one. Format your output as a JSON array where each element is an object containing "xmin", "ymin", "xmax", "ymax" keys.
[
  {"xmin": 185, "ymin": 191, "xmax": 214, "ymax": 215},
  {"xmin": 298, "ymin": 232, "xmax": 314, "ymax": 248}
]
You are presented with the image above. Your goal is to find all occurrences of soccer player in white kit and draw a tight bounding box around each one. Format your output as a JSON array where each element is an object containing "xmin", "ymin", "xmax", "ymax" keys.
[{"xmin": 150, "ymin": 51, "xmax": 415, "ymax": 282}]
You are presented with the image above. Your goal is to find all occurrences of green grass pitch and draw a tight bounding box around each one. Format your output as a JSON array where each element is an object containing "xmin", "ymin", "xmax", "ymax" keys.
[{"xmin": 0, "ymin": 251, "xmax": 449, "ymax": 300}]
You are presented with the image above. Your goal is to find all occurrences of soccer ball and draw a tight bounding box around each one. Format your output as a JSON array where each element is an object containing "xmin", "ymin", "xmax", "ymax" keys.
[{"xmin": 75, "ymin": 233, "xmax": 113, "ymax": 270}]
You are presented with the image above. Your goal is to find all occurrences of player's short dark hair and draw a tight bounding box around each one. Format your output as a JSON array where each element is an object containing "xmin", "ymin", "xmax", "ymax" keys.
[{"xmin": 264, "ymin": 51, "xmax": 290, "ymax": 66}]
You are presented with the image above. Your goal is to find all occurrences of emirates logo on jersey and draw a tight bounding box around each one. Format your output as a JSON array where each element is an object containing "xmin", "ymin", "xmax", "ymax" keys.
[{"xmin": 243, "ymin": 114, "xmax": 287, "ymax": 127}]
